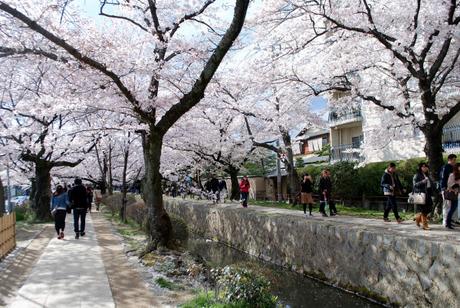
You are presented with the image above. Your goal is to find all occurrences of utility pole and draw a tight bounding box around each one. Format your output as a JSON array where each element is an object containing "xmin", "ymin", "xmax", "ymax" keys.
[
  {"xmin": 276, "ymin": 140, "xmax": 282, "ymax": 202},
  {"xmin": 6, "ymin": 158, "xmax": 12, "ymax": 213}
]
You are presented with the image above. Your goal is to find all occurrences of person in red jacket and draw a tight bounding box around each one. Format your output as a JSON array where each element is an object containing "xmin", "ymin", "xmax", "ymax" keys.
[{"xmin": 239, "ymin": 176, "xmax": 250, "ymax": 208}]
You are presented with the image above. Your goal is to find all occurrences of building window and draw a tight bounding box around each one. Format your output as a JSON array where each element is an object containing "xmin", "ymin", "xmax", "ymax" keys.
[{"xmin": 352, "ymin": 135, "xmax": 364, "ymax": 148}]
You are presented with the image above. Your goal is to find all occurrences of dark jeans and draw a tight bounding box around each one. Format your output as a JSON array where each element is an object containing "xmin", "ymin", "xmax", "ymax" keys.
[
  {"xmin": 303, "ymin": 203, "xmax": 313, "ymax": 214},
  {"xmin": 54, "ymin": 210, "xmax": 67, "ymax": 234},
  {"xmin": 384, "ymin": 196, "xmax": 400, "ymax": 219},
  {"xmin": 446, "ymin": 200, "xmax": 458, "ymax": 227},
  {"xmin": 320, "ymin": 201, "xmax": 337, "ymax": 215},
  {"xmin": 73, "ymin": 208, "xmax": 87, "ymax": 233},
  {"xmin": 241, "ymin": 192, "xmax": 249, "ymax": 208}
]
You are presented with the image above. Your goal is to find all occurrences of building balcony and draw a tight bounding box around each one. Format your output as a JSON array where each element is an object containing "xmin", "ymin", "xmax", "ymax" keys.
[
  {"xmin": 443, "ymin": 142, "xmax": 460, "ymax": 154},
  {"xmin": 331, "ymin": 144, "xmax": 364, "ymax": 163},
  {"xmin": 329, "ymin": 110, "xmax": 363, "ymax": 127},
  {"xmin": 442, "ymin": 125, "xmax": 460, "ymax": 153}
]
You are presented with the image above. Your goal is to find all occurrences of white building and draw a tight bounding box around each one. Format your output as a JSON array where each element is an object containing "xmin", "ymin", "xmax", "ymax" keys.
[{"xmin": 329, "ymin": 93, "xmax": 460, "ymax": 164}]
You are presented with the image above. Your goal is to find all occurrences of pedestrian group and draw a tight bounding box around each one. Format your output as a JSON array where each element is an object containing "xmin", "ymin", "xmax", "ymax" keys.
[{"xmin": 51, "ymin": 178, "xmax": 95, "ymax": 240}]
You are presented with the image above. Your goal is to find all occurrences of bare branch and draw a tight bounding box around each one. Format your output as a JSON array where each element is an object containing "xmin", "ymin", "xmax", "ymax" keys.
[
  {"xmin": 166, "ymin": 0, "xmax": 216, "ymax": 38},
  {"xmin": 99, "ymin": 0, "xmax": 149, "ymax": 32}
]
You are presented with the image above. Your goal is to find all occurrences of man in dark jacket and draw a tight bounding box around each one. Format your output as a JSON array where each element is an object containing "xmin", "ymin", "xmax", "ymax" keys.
[
  {"xmin": 440, "ymin": 154, "xmax": 457, "ymax": 191},
  {"xmin": 210, "ymin": 177, "xmax": 220, "ymax": 203},
  {"xmin": 319, "ymin": 169, "xmax": 337, "ymax": 217},
  {"xmin": 381, "ymin": 163, "xmax": 404, "ymax": 223},
  {"xmin": 440, "ymin": 154, "xmax": 457, "ymax": 226},
  {"xmin": 69, "ymin": 178, "xmax": 89, "ymax": 239}
]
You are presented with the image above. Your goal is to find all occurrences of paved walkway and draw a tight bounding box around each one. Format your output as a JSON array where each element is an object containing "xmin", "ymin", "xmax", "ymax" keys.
[
  {"xmin": 239, "ymin": 203, "xmax": 460, "ymax": 245},
  {"xmin": 173, "ymin": 198, "xmax": 460, "ymax": 245},
  {"xmin": 8, "ymin": 214, "xmax": 114, "ymax": 308}
]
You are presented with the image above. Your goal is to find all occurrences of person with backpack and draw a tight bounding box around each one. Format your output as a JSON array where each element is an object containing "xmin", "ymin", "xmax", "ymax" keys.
[
  {"xmin": 51, "ymin": 185, "xmax": 70, "ymax": 239},
  {"xmin": 300, "ymin": 174, "xmax": 314, "ymax": 217},
  {"xmin": 381, "ymin": 162, "xmax": 404, "ymax": 223},
  {"xmin": 239, "ymin": 176, "xmax": 250, "ymax": 208},
  {"xmin": 440, "ymin": 154, "xmax": 457, "ymax": 227},
  {"xmin": 412, "ymin": 162, "xmax": 434, "ymax": 230},
  {"xmin": 69, "ymin": 178, "xmax": 90, "ymax": 239},
  {"xmin": 319, "ymin": 169, "xmax": 337, "ymax": 217}
]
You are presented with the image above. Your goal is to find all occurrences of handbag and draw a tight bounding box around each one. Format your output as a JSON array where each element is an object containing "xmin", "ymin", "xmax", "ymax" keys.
[
  {"xmin": 408, "ymin": 192, "xmax": 426, "ymax": 205},
  {"xmin": 444, "ymin": 190, "xmax": 458, "ymax": 201}
]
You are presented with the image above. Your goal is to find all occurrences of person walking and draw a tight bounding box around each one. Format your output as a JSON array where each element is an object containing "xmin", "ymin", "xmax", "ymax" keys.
[
  {"xmin": 300, "ymin": 174, "xmax": 314, "ymax": 217},
  {"xmin": 381, "ymin": 163, "xmax": 404, "ymax": 223},
  {"xmin": 440, "ymin": 154, "xmax": 457, "ymax": 227},
  {"xmin": 86, "ymin": 185, "xmax": 94, "ymax": 213},
  {"xmin": 95, "ymin": 189, "xmax": 102, "ymax": 211},
  {"xmin": 51, "ymin": 185, "xmax": 69, "ymax": 239},
  {"xmin": 446, "ymin": 163, "xmax": 460, "ymax": 229},
  {"xmin": 412, "ymin": 162, "xmax": 434, "ymax": 230},
  {"xmin": 319, "ymin": 169, "xmax": 337, "ymax": 217},
  {"xmin": 219, "ymin": 180, "xmax": 227, "ymax": 203},
  {"xmin": 239, "ymin": 175, "xmax": 250, "ymax": 208},
  {"xmin": 69, "ymin": 178, "xmax": 90, "ymax": 239},
  {"xmin": 210, "ymin": 177, "xmax": 220, "ymax": 203}
]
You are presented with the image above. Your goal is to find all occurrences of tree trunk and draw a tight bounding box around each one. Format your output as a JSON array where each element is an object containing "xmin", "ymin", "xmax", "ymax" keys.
[
  {"xmin": 34, "ymin": 161, "xmax": 52, "ymax": 221},
  {"xmin": 120, "ymin": 148, "xmax": 129, "ymax": 223},
  {"xmin": 0, "ymin": 177, "xmax": 5, "ymax": 216},
  {"xmin": 226, "ymin": 166, "xmax": 240, "ymax": 200},
  {"xmin": 99, "ymin": 147, "xmax": 108, "ymax": 195},
  {"xmin": 142, "ymin": 129, "xmax": 172, "ymax": 250},
  {"xmin": 423, "ymin": 128, "xmax": 444, "ymax": 181},
  {"xmin": 108, "ymin": 145, "xmax": 114, "ymax": 195},
  {"xmin": 29, "ymin": 178, "xmax": 36, "ymax": 203},
  {"xmin": 423, "ymin": 127, "xmax": 445, "ymax": 218},
  {"xmin": 276, "ymin": 156, "xmax": 283, "ymax": 201},
  {"xmin": 282, "ymin": 132, "xmax": 299, "ymax": 204}
]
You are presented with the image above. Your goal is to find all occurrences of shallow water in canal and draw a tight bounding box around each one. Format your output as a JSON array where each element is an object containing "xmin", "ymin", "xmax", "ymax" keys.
[{"xmin": 187, "ymin": 237, "xmax": 383, "ymax": 308}]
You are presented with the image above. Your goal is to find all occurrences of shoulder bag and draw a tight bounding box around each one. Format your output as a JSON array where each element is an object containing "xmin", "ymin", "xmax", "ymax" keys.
[
  {"xmin": 444, "ymin": 190, "xmax": 458, "ymax": 201},
  {"xmin": 407, "ymin": 192, "xmax": 426, "ymax": 205}
]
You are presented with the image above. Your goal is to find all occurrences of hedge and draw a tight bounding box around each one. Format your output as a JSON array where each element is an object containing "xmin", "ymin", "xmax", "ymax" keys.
[{"xmin": 296, "ymin": 158, "xmax": 429, "ymax": 200}]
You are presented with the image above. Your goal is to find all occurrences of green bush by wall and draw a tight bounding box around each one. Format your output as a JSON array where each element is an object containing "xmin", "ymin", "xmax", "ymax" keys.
[{"xmin": 297, "ymin": 158, "xmax": 428, "ymax": 200}]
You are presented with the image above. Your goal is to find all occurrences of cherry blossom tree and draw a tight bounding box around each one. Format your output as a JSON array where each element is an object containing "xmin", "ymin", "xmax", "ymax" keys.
[
  {"xmin": 0, "ymin": 0, "xmax": 250, "ymax": 248},
  {"xmin": 0, "ymin": 63, "xmax": 99, "ymax": 220},
  {"xmin": 217, "ymin": 50, "xmax": 323, "ymax": 202},
  {"xmin": 166, "ymin": 101, "xmax": 256, "ymax": 200},
  {"xmin": 260, "ymin": 0, "xmax": 460, "ymax": 175}
]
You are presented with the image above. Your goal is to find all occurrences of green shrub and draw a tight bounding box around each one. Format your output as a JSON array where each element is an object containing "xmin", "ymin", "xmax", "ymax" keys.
[
  {"xmin": 213, "ymin": 266, "xmax": 277, "ymax": 308},
  {"xmin": 180, "ymin": 292, "xmax": 245, "ymax": 308},
  {"xmin": 296, "ymin": 157, "xmax": 428, "ymax": 199},
  {"xmin": 155, "ymin": 277, "xmax": 182, "ymax": 290},
  {"xmin": 15, "ymin": 206, "xmax": 27, "ymax": 222}
]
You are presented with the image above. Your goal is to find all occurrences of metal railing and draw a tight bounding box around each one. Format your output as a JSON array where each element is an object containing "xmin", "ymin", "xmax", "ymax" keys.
[
  {"xmin": 329, "ymin": 110, "xmax": 362, "ymax": 126},
  {"xmin": 443, "ymin": 126, "xmax": 460, "ymax": 143},
  {"xmin": 443, "ymin": 141, "xmax": 460, "ymax": 153},
  {"xmin": 331, "ymin": 144, "xmax": 364, "ymax": 162}
]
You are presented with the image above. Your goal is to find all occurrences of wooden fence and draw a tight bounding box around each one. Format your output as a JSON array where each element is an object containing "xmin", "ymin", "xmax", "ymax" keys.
[{"xmin": 0, "ymin": 212, "xmax": 16, "ymax": 259}]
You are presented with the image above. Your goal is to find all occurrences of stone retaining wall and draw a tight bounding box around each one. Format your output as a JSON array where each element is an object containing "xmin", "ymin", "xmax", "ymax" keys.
[{"xmin": 164, "ymin": 198, "xmax": 460, "ymax": 307}]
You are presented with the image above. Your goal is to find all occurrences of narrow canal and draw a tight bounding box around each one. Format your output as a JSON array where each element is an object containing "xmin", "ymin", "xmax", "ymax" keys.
[{"xmin": 187, "ymin": 237, "xmax": 383, "ymax": 308}]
